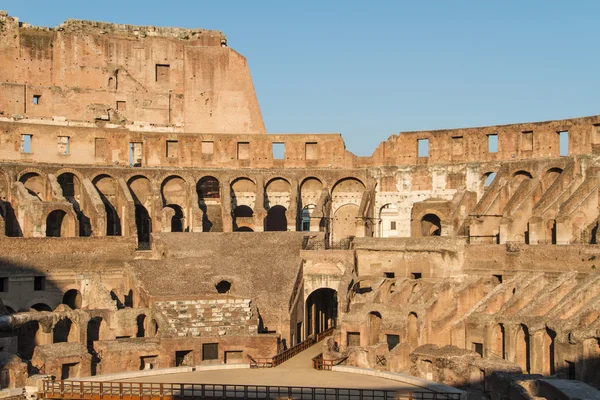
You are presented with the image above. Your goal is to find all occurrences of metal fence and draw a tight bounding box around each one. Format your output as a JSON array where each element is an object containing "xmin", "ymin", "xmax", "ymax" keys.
[{"xmin": 41, "ymin": 380, "xmax": 462, "ymax": 400}]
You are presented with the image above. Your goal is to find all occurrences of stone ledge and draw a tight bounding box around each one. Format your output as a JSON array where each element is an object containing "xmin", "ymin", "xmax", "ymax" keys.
[{"xmin": 331, "ymin": 366, "xmax": 466, "ymax": 399}]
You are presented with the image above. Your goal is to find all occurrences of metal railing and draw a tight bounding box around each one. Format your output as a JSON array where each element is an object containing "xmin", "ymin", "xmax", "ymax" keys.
[
  {"xmin": 41, "ymin": 380, "xmax": 462, "ymax": 400},
  {"xmin": 311, "ymin": 353, "xmax": 347, "ymax": 371},
  {"xmin": 248, "ymin": 326, "xmax": 336, "ymax": 368}
]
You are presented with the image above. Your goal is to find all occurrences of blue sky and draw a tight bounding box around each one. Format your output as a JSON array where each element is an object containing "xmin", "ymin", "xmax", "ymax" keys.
[{"xmin": 3, "ymin": 1, "xmax": 598, "ymax": 156}]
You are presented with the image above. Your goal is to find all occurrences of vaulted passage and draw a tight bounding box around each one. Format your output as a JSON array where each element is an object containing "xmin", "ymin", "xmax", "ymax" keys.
[
  {"xmin": 421, "ymin": 214, "xmax": 441, "ymax": 236},
  {"xmin": 93, "ymin": 175, "xmax": 121, "ymax": 236},
  {"xmin": 306, "ymin": 288, "xmax": 337, "ymax": 337},
  {"xmin": 46, "ymin": 210, "xmax": 67, "ymax": 237},
  {"xmin": 197, "ymin": 176, "xmax": 221, "ymax": 232},
  {"xmin": 265, "ymin": 205, "xmax": 287, "ymax": 231},
  {"xmin": 58, "ymin": 173, "xmax": 91, "ymax": 236}
]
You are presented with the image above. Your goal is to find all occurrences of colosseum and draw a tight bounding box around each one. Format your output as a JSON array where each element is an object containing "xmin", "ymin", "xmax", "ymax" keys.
[{"xmin": 0, "ymin": 11, "xmax": 599, "ymax": 400}]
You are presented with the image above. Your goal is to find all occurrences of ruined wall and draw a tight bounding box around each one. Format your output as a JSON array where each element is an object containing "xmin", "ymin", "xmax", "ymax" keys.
[{"xmin": 0, "ymin": 14, "xmax": 265, "ymax": 134}]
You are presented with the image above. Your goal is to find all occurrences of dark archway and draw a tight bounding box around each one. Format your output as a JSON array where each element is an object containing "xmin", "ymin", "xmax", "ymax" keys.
[
  {"xmin": 234, "ymin": 205, "xmax": 253, "ymax": 218},
  {"xmin": 31, "ymin": 303, "xmax": 52, "ymax": 312},
  {"xmin": 421, "ymin": 214, "xmax": 441, "ymax": 236},
  {"xmin": 306, "ymin": 288, "xmax": 337, "ymax": 338},
  {"xmin": 197, "ymin": 176, "xmax": 221, "ymax": 232},
  {"xmin": 46, "ymin": 210, "xmax": 67, "ymax": 237},
  {"xmin": 265, "ymin": 205, "xmax": 287, "ymax": 231},
  {"xmin": 135, "ymin": 205, "xmax": 152, "ymax": 249},
  {"xmin": 53, "ymin": 318, "xmax": 73, "ymax": 343},
  {"xmin": 368, "ymin": 311, "xmax": 382, "ymax": 346},
  {"xmin": 136, "ymin": 314, "xmax": 146, "ymax": 337},
  {"xmin": 93, "ymin": 175, "xmax": 121, "ymax": 236},
  {"xmin": 233, "ymin": 205, "xmax": 253, "ymax": 231},
  {"xmin": 62, "ymin": 289, "xmax": 82, "ymax": 310}
]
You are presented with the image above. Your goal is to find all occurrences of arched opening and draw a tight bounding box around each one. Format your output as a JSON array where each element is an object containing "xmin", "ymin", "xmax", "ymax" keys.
[
  {"xmin": 58, "ymin": 173, "xmax": 91, "ymax": 236},
  {"xmin": 482, "ymin": 172, "xmax": 497, "ymax": 189},
  {"xmin": 46, "ymin": 210, "xmax": 67, "ymax": 237},
  {"xmin": 19, "ymin": 173, "xmax": 45, "ymax": 201},
  {"xmin": 136, "ymin": 314, "xmax": 146, "ymax": 338},
  {"xmin": 265, "ymin": 205, "xmax": 287, "ymax": 231},
  {"xmin": 264, "ymin": 178, "xmax": 291, "ymax": 216},
  {"xmin": 53, "ymin": 318, "xmax": 73, "ymax": 343},
  {"xmin": 62, "ymin": 289, "xmax": 82, "ymax": 310},
  {"xmin": 515, "ymin": 324, "xmax": 531, "ymax": 373},
  {"xmin": 31, "ymin": 303, "xmax": 52, "ymax": 312},
  {"xmin": 197, "ymin": 176, "xmax": 220, "ymax": 232},
  {"xmin": 408, "ymin": 312, "xmax": 418, "ymax": 350},
  {"xmin": 216, "ymin": 280, "xmax": 231, "ymax": 294},
  {"xmin": 301, "ymin": 205, "xmax": 315, "ymax": 231},
  {"xmin": 233, "ymin": 205, "xmax": 253, "ymax": 231},
  {"xmin": 93, "ymin": 175, "xmax": 121, "ymax": 236},
  {"xmin": 165, "ymin": 204, "xmax": 184, "ymax": 232},
  {"xmin": 135, "ymin": 205, "xmax": 152, "ymax": 249},
  {"xmin": 421, "ymin": 214, "xmax": 441, "ymax": 236},
  {"xmin": 306, "ymin": 288, "xmax": 337, "ymax": 337},
  {"xmin": 333, "ymin": 204, "xmax": 359, "ymax": 242},
  {"xmin": 368, "ymin": 311, "xmax": 382, "ymax": 346}
]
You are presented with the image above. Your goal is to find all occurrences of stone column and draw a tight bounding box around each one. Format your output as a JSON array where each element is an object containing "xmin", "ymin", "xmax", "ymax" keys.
[
  {"xmin": 220, "ymin": 179, "xmax": 232, "ymax": 232},
  {"xmin": 287, "ymin": 177, "xmax": 299, "ymax": 231},
  {"xmin": 253, "ymin": 175, "xmax": 266, "ymax": 232}
]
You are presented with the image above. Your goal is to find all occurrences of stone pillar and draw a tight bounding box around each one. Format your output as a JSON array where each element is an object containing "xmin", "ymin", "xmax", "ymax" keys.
[
  {"xmin": 528, "ymin": 216, "xmax": 543, "ymax": 245},
  {"xmin": 253, "ymin": 175, "xmax": 266, "ymax": 232},
  {"xmin": 220, "ymin": 180, "xmax": 232, "ymax": 232},
  {"xmin": 287, "ymin": 178, "xmax": 299, "ymax": 231}
]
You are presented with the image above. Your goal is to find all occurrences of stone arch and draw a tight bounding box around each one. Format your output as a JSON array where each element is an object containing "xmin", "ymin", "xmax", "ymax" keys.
[
  {"xmin": 300, "ymin": 177, "xmax": 323, "ymax": 209},
  {"xmin": 421, "ymin": 213, "xmax": 441, "ymax": 236},
  {"xmin": 161, "ymin": 175, "xmax": 188, "ymax": 208},
  {"xmin": 333, "ymin": 204, "xmax": 359, "ymax": 242},
  {"xmin": 408, "ymin": 312, "xmax": 419, "ymax": 351},
  {"xmin": 368, "ymin": 311, "xmax": 382, "ymax": 346},
  {"xmin": 197, "ymin": 176, "xmax": 221, "ymax": 232},
  {"xmin": 331, "ymin": 177, "xmax": 365, "ymax": 209},
  {"xmin": 233, "ymin": 204, "xmax": 254, "ymax": 231},
  {"xmin": 265, "ymin": 205, "xmax": 287, "ymax": 231},
  {"xmin": 129, "ymin": 175, "xmax": 153, "ymax": 248},
  {"xmin": 127, "ymin": 175, "xmax": 153, "ymax": 207},
  {"xmin": 265, "ymin": 177, "xmax": 291, "ymax": 209},
  {"xmin": 54, "ymin": 317, "xmax": 78, "ymax": 343},
  {"xmin": 45, "ymin": 209, "xmax": 76, "ymax": 237},
  {"xmin": 31, "ymin": 303, "xmax": 51, "ymax": 312},
  {"xmin": 19, "ymin": 172, "xmax": 45, "ymax": 201},
  {"xmin": 62, "ymin": 289, "xmax": 82, "ymax": 310},
  {"xmin": 481, "ymin": 171, "xmax": 497, "ymax": 190},
  {"xmin": 162, "ymin": 204, "xmax": 185, "ymax": 232},
  {"xmin": 87, "ymin": 316, "xmax": 110, "ymax": 348},
  {"xmin": 92, "ymin": 174, "xmax": 121, "ymax": 236},
  {"xmin": 231, "ymin": 177, "xmax": 256, "ymax": 214},
  {"xmin": 306, "ymin": 288, "xmax": 337, "ymax": 337},
  {"xmin": 542, "ymin": 168, "xmax": 563, "ymax": 191},
  {"xmin": 57, "ymin": 172, "xmax": 92, "ymax": 236}
]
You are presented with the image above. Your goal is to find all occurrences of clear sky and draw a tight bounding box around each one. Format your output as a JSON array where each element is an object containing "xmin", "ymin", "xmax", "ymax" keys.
[{"xmin": 3, "ymin": 1, "xmax": 599, "ymax": 156}]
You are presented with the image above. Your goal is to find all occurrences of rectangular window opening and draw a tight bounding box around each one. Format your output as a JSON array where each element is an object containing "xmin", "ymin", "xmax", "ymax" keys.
[
  {"xmin": 21, "ymin": 134, "xmax": 32, "ymax": 154},
  {"xmin": 452, "ymin": 136, "xmax": 464, "ymax": 156},
  {"xmin": 202, "ymin": 343, "xmax": 219, "ymax": 361},
  {"xmin": 522, "ymin": 131, "xmax": 533, "ymax": 151},
  {"xmin": 202, "ymin": 141, "xmax": 214, "ymax": 155},
  {"xmin": 487, "ymin": 134, "xmax": 498, "ymax": 153},
  {"xmin": 61, "ymin": 363, "xmax": 79, "ymax": 380},
  {"xmin": 34, "ymin": 276, "xmax": 45, "ymax": 291},
  {"xmin": 166, "ymin": 140, "xmax": 178, "ymax": 159},
  {"xmin": 558, "ymin": 131, "xmax": 568, "ymax": 156},
  {"xmin": 384, "ymin": 272, "xmax": 395, "ymax": 279},
  {"xmin": 140, "ymin": 356, "xmax": 158, "ymax": 371},
  {"xmin": 129, "ymin": 142, "xmax": 143, "ymax": 167},
  {"xmin": 390, "ymin": 221, "xmax": 397, "ymax": 231},
  {"xmin": 0, "ymin": 278, "xmax": 8, "ymax": 293},
  {"xmin": 237, "ymin": 142, "xmax": 249, "ymax": 160},
  {"xmin": 411, "ymin": 272, "xmax": 422, "ymax": 280},
  {"xmin": 272, "ymin": 142, "xmax": 285, "ymax": 160},
  {"xmin": 417, "ymin": 139, "xmax": 429, "ymax": 158},
  {"xmin": 565, "ymin": 360, "xmax": 576, "ymax": 380},
  {"xmin": 33, "ymin": 95, "xmax": 41, "ymax": 105},
  {"xmin": 305, "ymin": 142, "xmax": 318, "ymax": 160},
  {"xmin": 58, "ymin": 136, "xmax": 69, "ymax": 155},
  {"xmin": 156, "ymin": 64, "xmax": 170, "ymax": 83},
  {"xmin": 175, "ymin": 350, "xmax": 193, "ymax": 367},
  {"xmin": 386, "ymin": 334, "xmax": 400, "ymax": 351},
  {"xmin": 347, "ymin": 332, "xmax": 361, "ymax": 347},
  {"xmin": 472, "ymin": 342, "xmax": 483, "ymax": 357},
  {"xmin": 116, "ymin": 101, "xmax": 126, "ymax": 111}
]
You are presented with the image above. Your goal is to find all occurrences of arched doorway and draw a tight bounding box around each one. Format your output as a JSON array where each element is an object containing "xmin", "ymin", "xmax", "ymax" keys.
[
  {"xmin": 46, "ymin": 210, "xmax": 67, "ymax": 237},
  {"xmin": 93, "ymin": 175, "xmax": 121, "ymax": 236},
  {"xmin": 62, "ymin": 289, "xmax": 82, "ymax": 310},
  {"xmin": 305, "ymin": 288, "xmax": 337, "ymax": 338},
  {"xmin": 57, "ymin": 173, "xmax": 91, "ymax": 236},
  {"xmin": 164, "ymin": 204, "xmax": 184, "ymax": 232},
  {"xmin": 265, "ymin": 205, "xmax": 287, "ymax": 231},
  {"xmin": 135, "ymin": 205, "xmax": 152, "ymax": 249},
  {"xmin": 197, "ymin": 176, "xmax": 220, "ymax": 232},
  {"xmin": 333, "ymin": 204, "xmax": 359, "ymax": 242},
  {"xmin": 31, "ymin": 303, "xmax": 52, "ymax": 312},
  {"xmin": 421, "ymin": 214, "xmax": 441, "ymax": 236},
  {"xmin": 368, "ymin": 311, "xmax": 382, "ymax": 346},
  {"xmin": 233, "ymin": 205, "xmax": 253, "ymax": 231}
]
